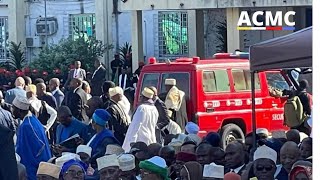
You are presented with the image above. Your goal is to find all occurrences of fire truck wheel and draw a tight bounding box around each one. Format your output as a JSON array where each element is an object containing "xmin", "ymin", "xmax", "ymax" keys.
[{"xmin": 221, "ymin": 123, "xmax": 245, "ymax": 149}]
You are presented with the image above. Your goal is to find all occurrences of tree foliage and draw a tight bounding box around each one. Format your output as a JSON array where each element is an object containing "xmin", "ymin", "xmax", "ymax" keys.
[
  {"xmin": 119, "ymin": 42, "xmax": 132, "ymax": 61},
  {"xmin": 30, "ymin": 37, "xmax": 113, "ymax": 73},
  {"xmin": 1, "ymin": 42, "xmax": 26, "ymax": 71},
  {"xmin": 215, "ymin": 20, "xmax": 227, "ymax": 53}
]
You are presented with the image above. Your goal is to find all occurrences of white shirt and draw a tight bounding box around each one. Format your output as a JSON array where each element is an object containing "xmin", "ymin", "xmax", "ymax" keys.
[
  {"xmin": 118, "ymin": 95, "xmax": 131, "ymax": 120},
  {"xmin": 74, "ymin": 68, "xmax": 80, "ymax": 78},
  {"xmin": 122, "ymin": 103, "xmax": 159, "ymax": 152},
  {"xmin": 119, "ymin": 74, "xmax": 127, "ymax": 90},
  {"xmin": 231, "ymin": 164, "xmax": 245, "ymax": 174},
  {"xmin": 274, "ymin": 165, "xmax": 282, "ymax": 178},
  {"xmin": 87, "ymin": 134, "xmax": 96, "ymax": 145},
  {"xmin": 28, "ymin": 97, "xmax": 57, "ymax": 131},
  {"xmin": 164, "ymin": 120, "xmax": 181, "ymax": 135}
]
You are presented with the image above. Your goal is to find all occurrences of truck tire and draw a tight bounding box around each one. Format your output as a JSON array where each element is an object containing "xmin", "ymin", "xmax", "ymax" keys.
[{"xmin": 221, "ymin": 123, "xmax": 245, "ymax": 149}]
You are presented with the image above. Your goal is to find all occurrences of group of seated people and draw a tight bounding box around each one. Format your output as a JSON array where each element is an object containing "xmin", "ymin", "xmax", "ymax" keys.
[
  {"xmin": 0, "ymin": 73, "xmax": 312, "ymax": 180},
  {"xmin": 14, "ymin": 121, "xmax": 312, "ymax": 180}
]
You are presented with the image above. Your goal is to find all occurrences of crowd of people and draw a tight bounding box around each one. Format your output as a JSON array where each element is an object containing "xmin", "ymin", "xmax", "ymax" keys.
[{"xmin": 0, "ymin": 59, "xmax": 313, "ymax": 180}]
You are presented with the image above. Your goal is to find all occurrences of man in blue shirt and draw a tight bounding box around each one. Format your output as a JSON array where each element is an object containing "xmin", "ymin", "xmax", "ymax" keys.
[
  {"xmin": 54, "ymin": 106, "xmax": 90, "ymax": 154},
  {"xmin": 5, "ymin": 77, "xmax": 26, "ymax": 104}
]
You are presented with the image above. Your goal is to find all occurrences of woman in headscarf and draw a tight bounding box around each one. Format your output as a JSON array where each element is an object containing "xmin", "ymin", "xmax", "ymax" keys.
[
  {"xmin": 289, "ymin": 161, "xmax": 312, "ymax": 180},
  {"xmin": 61, "ymin": 159, "xmax": 87, "ymax": 180},
  {"xmin": 179, "ymin": 161, "xmax": 203, "ymax": 180}
]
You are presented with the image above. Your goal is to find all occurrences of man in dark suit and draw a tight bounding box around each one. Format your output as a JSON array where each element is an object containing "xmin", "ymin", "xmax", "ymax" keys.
[
  {"xmin": 225, "ymin": 141, "xmax": 247, "ymax": 175},
  {"xmin": 110, "ymin": 54, "xmax": 124, "ymax": 82},
  {"xmin": 49, "ymin": 78, "xmax": 65, "ymax": 108},
  {"xmin": 149, "ymin": 87, "xmax": 170, "ymax": 144},
  {"xmin": 106, "ymin": 86, "xmax": 129, "ymax": 144},
  {"xmin": 91, "ymin": 59, "xmax": 106, "ymax": 96},
  {"xmin": 63, "ymin": 78, "xmax": 88, "ymax": 122},
  {"xmin": 64, "ymin": 61, "xmax": 86, "ymax": 89},
  {"xmin": 0, "ymin": 104, "xmax": 16, "ymax": 132}
]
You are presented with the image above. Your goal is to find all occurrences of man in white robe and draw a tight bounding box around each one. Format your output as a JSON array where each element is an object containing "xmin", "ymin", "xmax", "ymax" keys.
[{"xmin": 122, "ymin": 87, "xmax": 159, "ymax": 152}]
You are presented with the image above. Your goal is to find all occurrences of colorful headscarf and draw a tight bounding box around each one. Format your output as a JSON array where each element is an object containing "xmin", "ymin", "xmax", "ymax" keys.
[{"xmin": 289, "ymin": 165, "xmax": 312, "ymax": 180}]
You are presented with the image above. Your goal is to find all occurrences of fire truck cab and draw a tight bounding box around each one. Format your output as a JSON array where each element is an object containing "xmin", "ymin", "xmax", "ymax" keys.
[{"xmin": 135, "ymin": 53, "xmax": 290, "ymax": 148}]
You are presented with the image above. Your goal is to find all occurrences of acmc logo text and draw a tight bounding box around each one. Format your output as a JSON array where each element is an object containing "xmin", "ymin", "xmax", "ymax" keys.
[{"xmin": 237, "ymin": 11, "xmax": 295, "ymax": 31}]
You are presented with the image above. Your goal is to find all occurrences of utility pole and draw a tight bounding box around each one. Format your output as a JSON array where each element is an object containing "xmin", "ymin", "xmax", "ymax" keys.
[
  {"xmin": 44, "ymin": 0, "xmax": 48, "ymax": 47},
  {"xmin": 113, "ymin": 0, "xmax": 120, "ymax": 53}
]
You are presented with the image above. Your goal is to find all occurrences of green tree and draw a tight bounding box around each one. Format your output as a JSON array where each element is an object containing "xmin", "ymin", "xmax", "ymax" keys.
[
  {"xmin": 119, "ymin": 42, "xmax": 132, "ymax": 61},
  {"xmin": 2, "ymin": 42, "xmax": 26, "ymax": 71},
  {"xmin": 215, "ymin": 20, "xmax": 227, "ymax": 53},
  {"xmin": 31, "ymin": 37, "xmax": 113, "ymax": 73}
]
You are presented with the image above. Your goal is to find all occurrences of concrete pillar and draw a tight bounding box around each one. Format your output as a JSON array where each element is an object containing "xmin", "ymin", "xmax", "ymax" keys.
[
  {"xmin": 226, "ymin": 8, "xmax": 240, "ymax": 52},
  {"xmin": 95, "ymin": 0, "xmax": 113, "ymax": 78},
  {"xmin": 188, "ymin": 10, "xmax": 205, "ymax": 58},
  {"xmin": 131, "ymin": 10, "xmax": 143, "ymax": 73},
  {"xmin": 8, "ymin": 0, "xmax": 26, "ymax": 45}
]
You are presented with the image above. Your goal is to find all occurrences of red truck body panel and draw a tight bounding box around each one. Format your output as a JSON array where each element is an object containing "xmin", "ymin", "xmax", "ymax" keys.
[{"xmin": 134, "ymin": 58, "xmax": 288, "ymax": 136}]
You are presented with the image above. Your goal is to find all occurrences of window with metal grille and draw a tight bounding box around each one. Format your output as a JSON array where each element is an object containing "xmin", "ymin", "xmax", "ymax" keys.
[
  {"xmin": 0, "ymin": 17, "xmax": 8, "ymax": 61},
  {"xmin": 69, "ymin": 14, "xmax": 96, "ymax": 40},
  {"xmin": 156, "ymin": 11, "xmax": 188, "ymax": 58}
]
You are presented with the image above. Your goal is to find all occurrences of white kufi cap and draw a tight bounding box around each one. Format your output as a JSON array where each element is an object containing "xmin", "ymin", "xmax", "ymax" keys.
[
  {"xmin": 109, "ymin": 86, "xmax": 123, "ymax": 97},
  {"xmin": 118, "ymin": 154, "xmax": 135, "ymax": 171},
  {"xmin": 97, "ymin": 154, "xmax": 119, "ymax": 171},
  {"xmin": 165, "ymin": 79, "xmax": 176, "ymax": 86},
  {"xmin": 105, "ymin": 144, "xmax": 124, "ymax": 155},
  {"xmin": 203, "ymin": 163, "xmax": 224, "ymax": 178},
  {"xmin": 76, "ymin": 145, "xmax": 92, "ymax": 157},
  {"xmin": 13, "ymin": 96, "xmax": 30, "ymax": 110},
  {"xmin": 141, "ymin": 87, "xmax": 154, "ymax": 99},
  {"xmin": 256, "ymin": 128, "xmax": 269, "ymax": 136},
  {"xmin": 37, "ymin": 162, "xmax": 61, "ymax": 179},
  {"xmin": 55, "ymin": 153, "xmax": 80, "ymax": 167},
  {"xmin": 254, "ymin": 145, "xmax": 277, "ymax": 164}
]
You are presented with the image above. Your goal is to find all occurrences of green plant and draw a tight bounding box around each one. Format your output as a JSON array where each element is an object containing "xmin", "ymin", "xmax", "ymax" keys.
[
  {"xmin": 4, "ymin": 42, "xmax": 26, "ymax": 71},
  {"xmin": 30, "ymin": 37, "xmax": 113, "ymax": 73},
  {"xmin": 119, "ymin": 42, "xmax": 132, "ymax": 61},
  {"xmin": 216, "ymin": 20, "xmax": 227, "ymax": 53}
]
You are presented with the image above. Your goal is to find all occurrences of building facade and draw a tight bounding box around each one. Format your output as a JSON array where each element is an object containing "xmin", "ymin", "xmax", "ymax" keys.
[
  {"xmin": 119, "ymin": 0, "xmax": 312, "ymax": 72},
  {"xmin": 0, "ymin": 0, "xmax": 312, "ymax": 74}
]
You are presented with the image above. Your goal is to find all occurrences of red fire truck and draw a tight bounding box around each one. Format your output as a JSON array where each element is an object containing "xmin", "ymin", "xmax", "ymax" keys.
[{"xmin": 135, "ymin": 53, "xmax": 291, "ymax": 148}]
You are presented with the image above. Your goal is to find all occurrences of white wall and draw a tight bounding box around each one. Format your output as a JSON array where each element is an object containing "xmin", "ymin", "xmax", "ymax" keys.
[
  {"xmin": 112, "ymin": 10, "xmax": 157, "ymax": 60},
  {"xmin": 27, "ymin": 0, "xmax": 95, "ymax": 44},
  {"xmin": 26, "ymin": 0, "xmax": 95, "ymax": 60},
  {"xmin": 119, "ymin": 0, "xmax": 312, "ymax": 11},
  {"xmin": 0, "ymin": 6, "xmax": 9, "ymax": 17},
  {"xmin": 23, "ymin": 1, "xmax": 309, "ymax": 62}
]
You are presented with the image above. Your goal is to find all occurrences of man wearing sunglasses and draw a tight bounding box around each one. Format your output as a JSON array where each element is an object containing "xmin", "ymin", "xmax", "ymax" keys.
[{"xmin": 252, "ymin": 145, "xmax": 278, "ymax": 180}]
